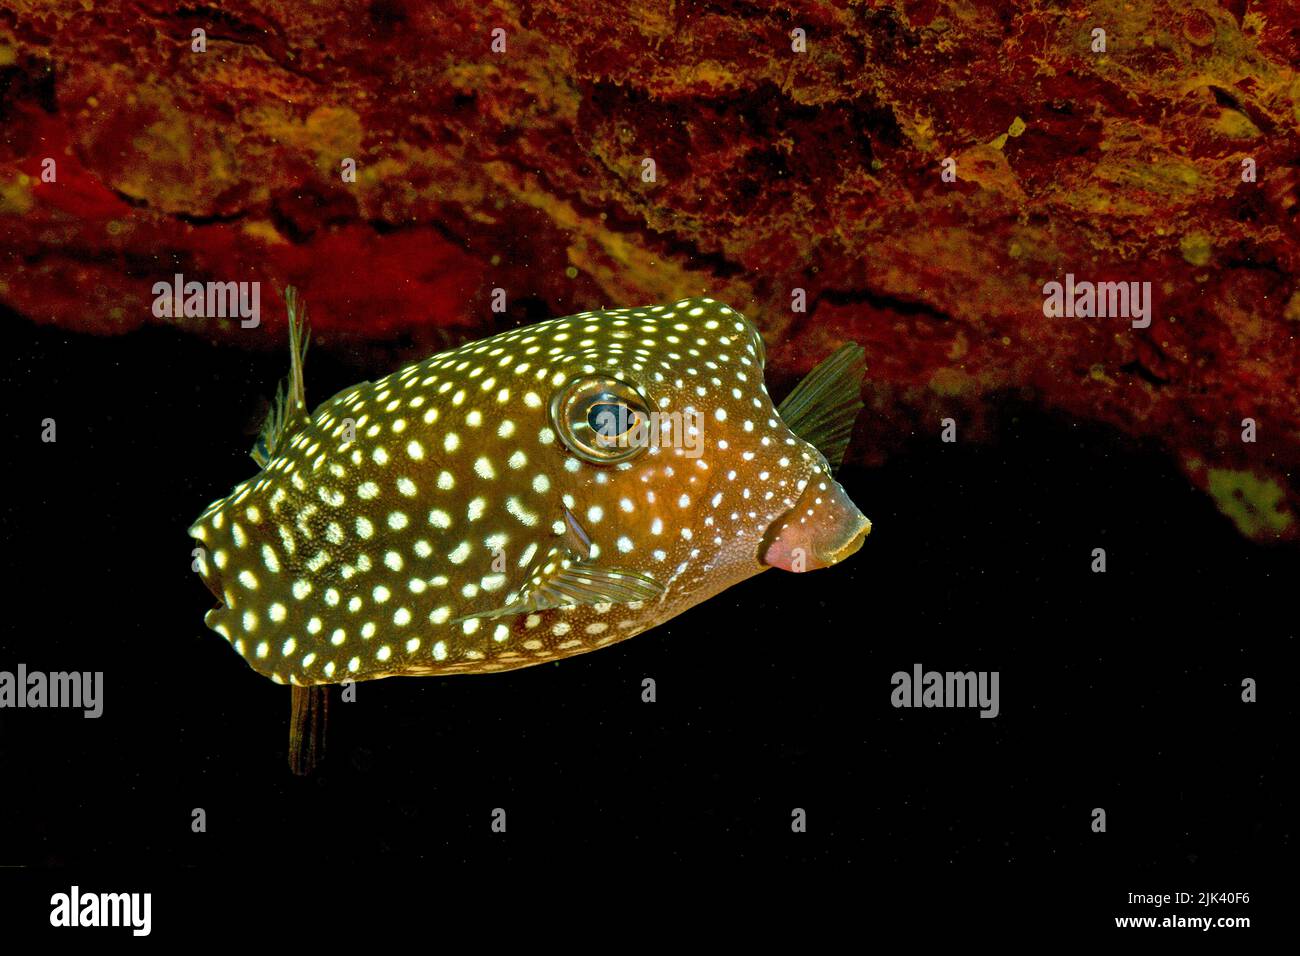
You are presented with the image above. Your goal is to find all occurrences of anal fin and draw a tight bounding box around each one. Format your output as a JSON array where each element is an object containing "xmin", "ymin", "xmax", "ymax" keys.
[{"xmin": 288, "ymin": 684, "xmax": 328, "ymax": 776}]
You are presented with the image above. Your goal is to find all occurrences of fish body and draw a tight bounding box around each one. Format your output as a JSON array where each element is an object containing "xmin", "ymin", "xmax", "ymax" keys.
[{"xmin": 190, "ymin": 296, "xmax": 870, "ymax": 685}]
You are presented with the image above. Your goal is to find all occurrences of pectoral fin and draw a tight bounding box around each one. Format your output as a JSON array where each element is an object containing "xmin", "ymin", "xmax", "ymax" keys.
[
  {"xmin": 453, "ymin": 560, "xmax": 664, "ymax": 623},
  {"xmin": 454, "ymin": 507, "xmax": 665, "ymax": 623},
  {"xmin": 776, "ymin": 343, "xmax": 866, "ymax": 473}
]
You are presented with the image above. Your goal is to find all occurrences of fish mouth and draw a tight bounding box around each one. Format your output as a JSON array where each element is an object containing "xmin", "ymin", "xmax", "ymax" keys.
[{"xmin": 759, "ymin": 476, "xmax": 871, "ymax": 571}]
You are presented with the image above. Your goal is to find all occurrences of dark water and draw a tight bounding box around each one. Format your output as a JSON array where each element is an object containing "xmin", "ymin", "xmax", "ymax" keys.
[{"xmin": 1, "ymin": 314, "xmax": 1288, "ymax": 926}]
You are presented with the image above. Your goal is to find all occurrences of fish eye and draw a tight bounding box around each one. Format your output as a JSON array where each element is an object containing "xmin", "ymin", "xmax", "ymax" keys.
[{"xmin": 550, "ymin": 376, "xmax": 651, "ymax": 464}]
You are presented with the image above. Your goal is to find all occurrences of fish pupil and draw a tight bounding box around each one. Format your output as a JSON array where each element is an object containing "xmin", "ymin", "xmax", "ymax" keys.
[{"xmin": 588, "ymin": 402, "xmax": 632, "ymax": 437}]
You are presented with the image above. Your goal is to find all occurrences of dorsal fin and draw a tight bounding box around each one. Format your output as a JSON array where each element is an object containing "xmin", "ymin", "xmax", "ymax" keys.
[
  {"xmin": 285, "ymin": 285, "xmax": 309, "ymax": 413},
  {"xmin": 251, "ymin": 286, "xmax": 311, "ymax": 468},
  {"xmin": 775, "ymin": 343, "xmax": 866, "ymax": 473},
  {"xmin": 250, "ymin": 380, "xmax": 287, "ymax": 468}
]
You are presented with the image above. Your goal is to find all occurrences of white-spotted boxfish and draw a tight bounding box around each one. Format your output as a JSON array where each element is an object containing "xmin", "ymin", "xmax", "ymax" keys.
[{"xmin": 190, "ymin": 292, "xmax": 871, "ymax": 690}]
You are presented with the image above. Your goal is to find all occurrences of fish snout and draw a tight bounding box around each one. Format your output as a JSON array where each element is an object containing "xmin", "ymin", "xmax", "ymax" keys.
[{"xmin": 760, "ymin": 477, "xmax": 870, "ymax": 572}]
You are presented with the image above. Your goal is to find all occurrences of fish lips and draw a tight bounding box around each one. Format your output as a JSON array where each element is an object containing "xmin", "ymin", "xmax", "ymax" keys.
[{"xmin": 759, "ymin": 477, "xmax": 871, "ymax": 571}]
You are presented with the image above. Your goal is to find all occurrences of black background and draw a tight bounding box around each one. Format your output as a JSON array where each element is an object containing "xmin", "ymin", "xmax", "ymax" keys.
[{"xmin": 1, "ymin": 312, "xmax": 1287, "ymax": 933}]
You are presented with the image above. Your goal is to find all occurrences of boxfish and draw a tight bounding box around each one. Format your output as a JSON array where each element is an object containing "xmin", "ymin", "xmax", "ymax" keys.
[{"xmin": 189, "ymin": 290, "xmax": 871, "ymax": 770}]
